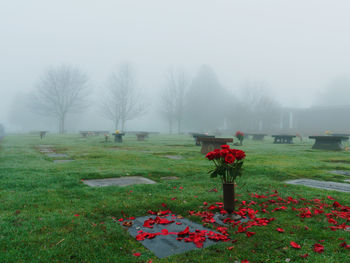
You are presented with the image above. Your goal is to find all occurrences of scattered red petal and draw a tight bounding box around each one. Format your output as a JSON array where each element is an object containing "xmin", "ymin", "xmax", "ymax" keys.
[
  {"xmin": 133, "ymin": 253, "xmax": 141, "ymax": 257},
  {"xmin": 241, "ymin": 260, "xmax": 250, "ymax": 263},
  {"xmin": 276, "ymin": 228, "xmax": 285, "ymax": 233},
  {"xmin": 313, "ymin": 243, "xmax": 324, "ymax": 253},
  {"xmin": 74, "ymin": 214, "xmax": 80, "ymax": 217},
  {"xmin": 300, "ymin": 253, "xmax": 309, "ymax": 258},
  {"xmin": 227, "ymin": 246, "xmax": 234, "ymax": 250},
  {"xmin": 246, "ymin": 231, "xmax": 256, "ymax": 237},
  {"xmin": 290, "ymin": 241, "xmax": 301, "ymax": 249},
  {"xmin": 179, "ymin": 187, "xmax": 183, "ymax": 189},
  {"xmin": 327, "ymin": 196, "xmax": 335, "ymax": 200},
  {"xmin": 161, "ymin": 203, "xmax": 167, "ymax": 207}
]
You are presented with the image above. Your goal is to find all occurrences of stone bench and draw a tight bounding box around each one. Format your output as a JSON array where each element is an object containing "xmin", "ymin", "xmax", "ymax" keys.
[
  {"xmin": 246, "ymin": 133, "xmax": 267, "ymax": 141},
  {"xmin": 136, "ymin": 132, "xmax": 149, "ymax": 141},
  {"xmin": 197, "ymin": 137, "xmax": 233, "ymax": 154},
  {"xmin": 39, "ymin": 131, "xmax": 48, "ymax": 139},
  {"xmin": 113, "ymin": 133, "xmax": 125, "ymax": 143},
  {"xmin": 191, "ymin": 133, "xmax": 215, "ymax": 146},
  {"xmin": 309, "ymin": 136, "xmax": 348, "ymax": 150},
  {"xmin": 272, "ymin": 135, "xmax": 296, "ymax": 144}
]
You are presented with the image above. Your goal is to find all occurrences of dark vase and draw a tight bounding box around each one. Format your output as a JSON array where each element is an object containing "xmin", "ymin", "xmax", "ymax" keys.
[{"xmin": 223, "ymin": 183, "xmax": 235, "ymax": 214}]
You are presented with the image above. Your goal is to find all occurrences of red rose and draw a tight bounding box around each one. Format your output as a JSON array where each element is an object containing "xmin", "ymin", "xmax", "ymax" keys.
[
  {"xmin": 221, "ymin": 145, "xmax": 230, "ymax": 149},
  {"xmin": 213, "ymin": 149, "xmax": 221, "ymax": 159},
  {"xmin": 220, "ymin": 149, "xmax": 229, "ymax": 157},
  {"xmin": 229, "ymin": 148, "xmax": 237, "ymax": 155},
  {"xmin": 235, "ymin": 150, "xmax": 246, "ymax": 160},
  {"xmin": 206, "ymin": 151, "xmax": 215, "ymax": 160},
  {"xmin": 225, "ymin": 154, "xmax": 236, "ymax": 164}
]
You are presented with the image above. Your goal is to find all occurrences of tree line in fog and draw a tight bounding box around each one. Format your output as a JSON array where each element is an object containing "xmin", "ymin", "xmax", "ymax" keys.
[{"xmin": 7, "ymin": 63, "xmax": 350, "ymax": 134}]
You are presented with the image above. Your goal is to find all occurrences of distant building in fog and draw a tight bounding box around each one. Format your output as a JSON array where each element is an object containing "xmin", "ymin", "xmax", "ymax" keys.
[{"xmin": 277, "ymin": 105, "xmax": 350, "ymax": 135}]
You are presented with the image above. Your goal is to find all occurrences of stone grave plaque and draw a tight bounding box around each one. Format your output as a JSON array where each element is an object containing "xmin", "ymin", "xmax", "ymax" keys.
[
  {"xmin": 53, "ymin": 160, "xmax": 74, "ymax": 163},
  {"xmin": 330, "ymin": 170, "xmax": 350, "ymax": 176},
  {"xmin": 164, "ymin": 155, "xmax": 183, "ymax": 160},
  {"xmin": 123, "ymin": 215, "xmax": 226, "ymax": 258},
  {"xmin": 46, "ymin": 153, "xmax": 69, "ymax": 158},
  {"xmin": 83, "ymin": 176, "xmax": 156, "ymax": 187},
  {"xmin": 286, "ymin": 179, "xmax": 350, "ymax": 192}
]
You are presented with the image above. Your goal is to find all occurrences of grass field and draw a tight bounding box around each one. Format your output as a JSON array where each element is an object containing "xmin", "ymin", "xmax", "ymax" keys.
[{"xmin": 0, "ymin": 134, "xmax": 349, "ymax": 263}]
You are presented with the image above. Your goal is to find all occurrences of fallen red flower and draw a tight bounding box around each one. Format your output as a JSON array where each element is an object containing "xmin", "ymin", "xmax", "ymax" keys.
[
  {"xmin": 313, "ymin": 243, "xmax": 324, "ymax": 253},
  {"xmin": 299, "ymin": 253, "xmax": 308, "ymax": 258},
  {"xmin": 276, "ymin": 228, "xmax": 285, "ymax": 233},
  {"xmin": 290, "ymin": 241, "xmax": 301, "ymax": 249},
  {"xmin": 133, "ymin": 253, "xmax": 141, "ymax": 257},
  {"xmin": 246, "ymin": 231, "xmax": 256, "ymax": 237}
]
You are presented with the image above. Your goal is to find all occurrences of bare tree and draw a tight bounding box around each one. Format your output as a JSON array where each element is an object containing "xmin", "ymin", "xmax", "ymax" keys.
[
  {"xmin": 32, "ymin": 65, "xmax": 89, "ymax": 134},
  {"xmin": 101, "ymin": 63, "xmax": 146, "ymax": 131},
  {"xmin": 159, "ymin": 69, "xmax": 189, "ymax": 133}
]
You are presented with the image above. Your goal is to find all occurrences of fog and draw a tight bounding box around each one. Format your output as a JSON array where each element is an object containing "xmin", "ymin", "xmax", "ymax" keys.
[{"xmin": 1, "ymin": 0, "xmax": 350, "ymax": 133}]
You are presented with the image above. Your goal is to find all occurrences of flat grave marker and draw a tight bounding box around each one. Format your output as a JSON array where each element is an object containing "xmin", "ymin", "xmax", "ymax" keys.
[
  {"xmin": 164, "ymin": 155, "xmax": 183, "ymax": 160},
  {"xmin": 330, "ymin": 170, "xmax": 350, "ymax": 176},
  {"xmin": 122, "ymin": 215, "xmax": 227, "ymax": 258},
  {"xmin": 83, "ymin": 176, "xmax": 156, "ymax": 187},
  {"xmin": 53, "ymin": 160, "xmax": 74, "ymax": 163},
  {"xmin": 286, "ymin": 179, "xmax": 350, "ymax": 192},
  {"xmin": 46, "ymin": 153, "xmax": 69, "ymax": 158}
]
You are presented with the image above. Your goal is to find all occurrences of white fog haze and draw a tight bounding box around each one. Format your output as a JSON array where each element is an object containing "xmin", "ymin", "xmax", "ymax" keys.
[{"xmin": 1, "ymin": 0, "xmax": 350, "ymax": 133}]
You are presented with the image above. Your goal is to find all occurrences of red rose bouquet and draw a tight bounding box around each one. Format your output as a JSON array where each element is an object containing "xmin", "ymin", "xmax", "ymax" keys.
[{"xmin": 205, "ymin": 145, "xmax": 246, "ymax": 184}]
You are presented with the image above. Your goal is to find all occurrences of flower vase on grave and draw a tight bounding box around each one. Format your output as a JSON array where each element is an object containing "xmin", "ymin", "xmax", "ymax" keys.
[{"xmin": 206, "ymin": 144, "xmax": 246, "ymax": 222}]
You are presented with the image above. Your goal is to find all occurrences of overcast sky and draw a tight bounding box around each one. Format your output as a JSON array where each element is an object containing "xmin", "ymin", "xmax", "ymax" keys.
[{"xmin": 1, "ymin": 0, "xmax": 350, "ymax": 126}]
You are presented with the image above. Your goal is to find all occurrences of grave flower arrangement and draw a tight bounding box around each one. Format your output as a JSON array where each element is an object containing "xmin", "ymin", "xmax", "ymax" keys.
[
  {"xmin": 235, "ymin": 131, "xmax": 244, "ymax": 145},
  {"xmin": 206, "ymin": 145, "xmax": 246, "ymax": 217},
  {"xmin": 206, "ymin": 145, "xmax": 245, "ymax": 184}
]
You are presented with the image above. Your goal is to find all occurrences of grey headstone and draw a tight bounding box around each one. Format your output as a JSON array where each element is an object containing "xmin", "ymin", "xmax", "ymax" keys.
[
  {"xmin": 286, "ymin": 179, "xmax": 350, "ymax": 192},
  {"xmin": 123, "ymin": 215, "xmax": 226, "ymax": 258},
  {"xmin": 330, "ymin": 170, "xmax": 350, "ymax": 176},
  {"xmin": 53, "ymin": 160, "xmax": 74, "ymax": 163},
  {"xmin": 164, "ymin": 155, "xmax": 183, "ymax": 160},
  {"xmin": 46, "ymin": 153, "xmax": 69, "ymax": 158},
  {"xmin": 83, "ymin": 176, "xmax": 156, "ymax": 187}
]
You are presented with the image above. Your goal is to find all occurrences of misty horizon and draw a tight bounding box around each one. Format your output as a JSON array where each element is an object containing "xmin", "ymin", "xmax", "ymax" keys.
[{"xmin": 1, "ymin": 0, "xmax": 350, "ymax": 133}]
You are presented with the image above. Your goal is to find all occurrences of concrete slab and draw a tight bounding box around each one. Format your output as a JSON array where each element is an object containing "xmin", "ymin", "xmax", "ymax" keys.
[
  {"xmin": 53, "ymin": 160, "xmax": 74, "ymax": 163},
  {"xmin": 46, "ymin": 153, "xmax": 69, "ymax": 158},
  {"xmin": 164, "ymin": 155, "xmax": 183, "ymax": 160},
  {"xmin": 123, "ymin": 215, "xmax": 226, "ymax": 258},
  {"xmin": 330, "ymin": 170, "xmax": 350, "ymax": 176},
  {"xmin": 83, "ymin": 176, "xmax": 156, "ymax": 187},
  {"xmin": 286, "ymin": 179, "xmax": 350, "ymax": 192}
]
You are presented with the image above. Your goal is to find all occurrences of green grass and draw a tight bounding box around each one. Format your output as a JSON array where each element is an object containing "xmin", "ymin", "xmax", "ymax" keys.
[{"xmin": 0, "ymin": 134, "xmax": 349, "ymax": 262}]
